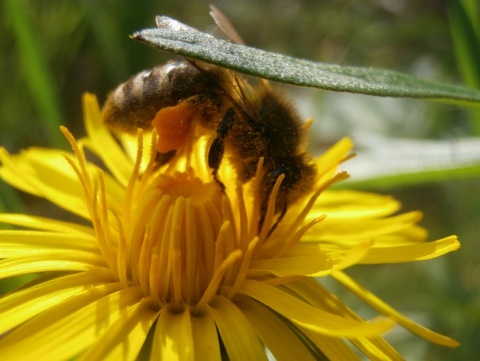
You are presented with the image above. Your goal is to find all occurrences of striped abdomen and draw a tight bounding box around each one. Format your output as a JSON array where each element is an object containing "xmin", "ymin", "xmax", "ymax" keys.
[{"xmin": 102, "ymin": 60, "xmax": 215, "ymax": 134}]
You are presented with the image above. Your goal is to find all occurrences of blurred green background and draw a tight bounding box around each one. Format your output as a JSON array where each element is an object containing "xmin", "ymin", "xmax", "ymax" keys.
[{"xmin": 1, "ymin": 0, "xmax": 479, "ymax": 360}]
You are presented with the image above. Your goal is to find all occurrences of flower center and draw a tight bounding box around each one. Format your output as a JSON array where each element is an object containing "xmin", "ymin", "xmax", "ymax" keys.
[{"xmin": 127, "ymin": 170, "xmax": 245, "ymax": 310}]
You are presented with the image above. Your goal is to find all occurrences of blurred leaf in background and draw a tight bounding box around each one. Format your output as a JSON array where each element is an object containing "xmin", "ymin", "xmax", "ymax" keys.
[{"xmin": 0, "ymin": 1, "xmax": 479, "ymax": 360}]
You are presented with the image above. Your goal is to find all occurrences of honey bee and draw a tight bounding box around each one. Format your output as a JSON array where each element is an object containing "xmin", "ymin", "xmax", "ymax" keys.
[{"xmin": 102, "ymin": 9, "xmax": 316, "ymax": 231}]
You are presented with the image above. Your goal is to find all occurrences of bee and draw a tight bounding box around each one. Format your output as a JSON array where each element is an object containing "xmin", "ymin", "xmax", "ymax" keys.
[{"xmin": 102, "ymin": 8, "xmax": 316, "ymax": 232}]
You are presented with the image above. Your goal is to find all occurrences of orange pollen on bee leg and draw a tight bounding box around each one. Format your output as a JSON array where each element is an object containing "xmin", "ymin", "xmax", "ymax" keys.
[{"xmin": 152, "ymin": 102, "xmax": 194, "ymax": 153}]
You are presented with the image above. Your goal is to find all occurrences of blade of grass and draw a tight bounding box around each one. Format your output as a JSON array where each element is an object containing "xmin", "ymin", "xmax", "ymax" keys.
[
  {"xmin": 449, "ymin": 1, "xmax": 480, "ymax": 88},
  {"xmin": 339, "ymin": 164, "xmax": 480, "ymax": 190},
  {"xmin": 81, "ymin": 1, "xmax": 129, "ymax": 82},
  {"xmin": 4, "ymin": 0, "xmax": 67, "ymax": 148},
  {"xmin": 336, "ymin": 135, "xmax": 480, "ymax": 189},
  {"xmin": 448, "ymin": 0, "xmax": 480, "ymax": 134}
]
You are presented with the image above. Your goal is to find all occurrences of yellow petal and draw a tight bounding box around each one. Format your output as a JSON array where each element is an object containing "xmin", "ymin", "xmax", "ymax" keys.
[
  {"xmin": 81, "ymin": 298, "xmax": 158, "ymax": 361},
  {"xmin": 349, "ymin": 336, "xmax": 403, "ymax": 361},
  {"xmin": 284, "ymin": 279, "xmax": 404, "ymax": 360},
  {"xmin": 0, "ymin": 252, "xmax": 105, "ymax": 278},
  {"xmin": 0, "ymin": 231, "xmax": 98, "ymax": 257},
  {"xmin": 368, "ymin": 225, "xmax": 427, "ymax": 246},
  {"xmin": 311, "ymin": 190, "xmax": 401, "ymax": 219},
  {"xmin": 235, "ymin": 295, "xmax": 317, "ymax": 361},
  {"xmin": 0, "ymin": 269, "xmax": 115, "ymax": 334},
  {"xmin": 0, "ymin": 285, "xmax": 142, "ymax": 361},
  {"xmin": 332, "ymin": 271, "xmax": 460, "ymax": 347},
  {"xmin": 314, "ymin": 137, "xmax": 353, "ymax": 175},
  {"xmin": 288, "ymin": 240, "xmax": 371, "ymax": 277},
  {"xmin": 0, "ymin": 149, "xmax": 34, "ymax": 194},
  {"xmin": 0, "ymin": 147, "xmax": 90, "ymax": 218},
  {"xmin": 0, "ymin": 213, "xmax": 95, "ymax": 235},
  {"xmin": 239, "ymin": 279, "xmax": 394, "ymax": 337},
  {"xmin": 82, "ymin": 93, "xmax": 135, "ymax": 187},
  {"xmin": 303, "ymin": 212, "xmax": 423, "ymax": 245},
  {"xmin": 207, "ymin": 296, "xmax": 268, "ymax": 361},
  {"xmin": 152, "ymin": 305, "xmax": 194, "ymax": 361},
  {"xmin": 249, "ymin": 254, "xmax": 329, "ymax": 277},
  {"xmin": 191, "ymin": 309, "xmax": 222, "ymax": 361},
  {"xmin": 360, "ymin": 236, "xmax": 460, "ymax": 263},
  {"xmin": 298, "ymin": 329, "xmax": 362, "ymax": 361},
  {"xmin": 0, "ymin": 147, "xmax": 60, "ymax": 197}
]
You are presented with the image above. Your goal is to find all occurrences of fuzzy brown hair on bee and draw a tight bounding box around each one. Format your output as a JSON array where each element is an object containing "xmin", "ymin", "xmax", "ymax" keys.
[
  {"xmin": 102, "ymin": 58, "xmax": 316, "ymax": 232},
  {"xmin": 102, "ymin": 11, "xmax": 317, "ymax": 233}
]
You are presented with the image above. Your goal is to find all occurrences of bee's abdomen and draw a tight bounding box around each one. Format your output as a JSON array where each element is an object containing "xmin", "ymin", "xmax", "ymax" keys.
[{"xmin": 102, "ymin": 61, "xmax": 208, "ymax": 134}]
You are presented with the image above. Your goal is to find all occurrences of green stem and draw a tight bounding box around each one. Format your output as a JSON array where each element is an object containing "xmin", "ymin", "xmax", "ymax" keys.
[
  {"xmin": 448, "ymin": 0, "xmax": 480, "ymax": 135},
  {"xmin": 4, "ymin": 0, "xmax": 67, "ymax": 148}
]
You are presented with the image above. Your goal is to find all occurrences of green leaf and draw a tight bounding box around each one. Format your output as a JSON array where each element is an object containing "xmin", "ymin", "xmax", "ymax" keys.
[
  {"xmin": 131, "ymin": 16, "xmax": 480, "ymax": 107},
  {"xmin": 342, "ymin": 164, "xmax": 480, "ymax": 190},
  {"xmin": 336, "ymin": 136, "xmax": 480, "ymax": 190}
]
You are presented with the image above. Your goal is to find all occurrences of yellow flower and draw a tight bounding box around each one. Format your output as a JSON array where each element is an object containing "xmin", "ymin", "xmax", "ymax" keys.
[{"xmin": 0, "ymin": 93, "xmax": 459, "ymax": 360}]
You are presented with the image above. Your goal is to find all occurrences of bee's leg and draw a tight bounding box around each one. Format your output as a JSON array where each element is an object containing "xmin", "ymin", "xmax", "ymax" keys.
[
  {"xmin": 258, "ymin": 168, "xmax": 291, "ymax": 237},
  {"xmin": 208, "ymin": 108, "xmax": 236, "ymax": 190},
  {"xmin": 208, "ymin": 139, "xmax": 226, "ymax": 191},
  {"xmin": 267, "ymin": 204, "xmax": 287, "ymax": 237},
  {"xmin": 258, "ymin": 203, "xmax": 287, "ymax": 238}
]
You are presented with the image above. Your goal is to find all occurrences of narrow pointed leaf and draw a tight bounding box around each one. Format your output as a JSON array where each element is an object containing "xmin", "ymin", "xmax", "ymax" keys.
[
  {"xmin": 341, "ymin": 136, "xmax": 480, "ymax": 189},
  {"xmin": 132, "ymin": 16, "xmax": 480, "ymax": 106}
]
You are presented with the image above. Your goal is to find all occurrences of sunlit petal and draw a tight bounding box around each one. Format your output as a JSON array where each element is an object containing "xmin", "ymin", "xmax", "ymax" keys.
[
  {"xmin": 0, "ymin": 286, "xmax": 142, "ymax": 360},
  {"xmin": 332, "ymin": 271, "xmax": 460, "ymax": 347},
  {"xmin": 80, "ymin": 298, "xmax": 158, "ymax": 361},
  {"xmin": 81, "ymin": 93, "xmax": 134, "ymax": 187},
  {"xmin": 152, "ymin": 305, "xmax": 194, "ymax": 361},
  {"xmin": 0, "ymin": 269, "xmax": 115, "ymax": 334},
  {"xmin": 208, "ymin": 296, "xmax": 267, "ymax": 361},
  {"xmin": 236, "ymin": 295, "xmax": 318, "ymax": 361},
  {"xmin": 360, "ymin": 236, "xmax": 460, "ymax": 263},
  {"xmin": 0, "ymin": 213, "xmax": 96, "ymax": 235},
  {"xmin": 191, "ymin": 309, "xmax": 222, "ymax": 361},
  {"xmin": 239, "ymin": 279, "xmax": 394, "ymax": 337}
]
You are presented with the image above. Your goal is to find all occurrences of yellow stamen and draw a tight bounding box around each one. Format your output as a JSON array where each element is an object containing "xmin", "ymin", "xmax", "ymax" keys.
[
  {"xmin": 258, "ymin": 173, "xmax": 285, "ymax": 242},
  {"xmin": 196, "ymin": 249, "xmax": 243, "ymax": 309},
  {"xmin": 226, "ymin": 236, "xmax": 259, "ymax": 298}
]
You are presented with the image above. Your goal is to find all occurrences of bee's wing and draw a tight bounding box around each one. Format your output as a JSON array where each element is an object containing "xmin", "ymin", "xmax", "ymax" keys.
[
  {"xmin": 186, "ymin": 59, "xmax": 258, "ymax": 123},
  {"xmin": 229, "ymin": 71, "xmax": 263, "ymax": 119},
  {"xmin": 209, "ymin": 5, "xmax": 272, "ymax": 110},
  {"xmin": 192, "ymin": 8, "xmax": 272, "ymax": 125},
  {"xmin": 209, "ymin": 5, "xmax": 245, "ymax": 46}
]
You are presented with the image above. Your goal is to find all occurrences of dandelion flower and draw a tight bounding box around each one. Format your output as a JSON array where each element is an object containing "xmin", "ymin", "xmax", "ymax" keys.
[{"xmin": 0, "ymin": 93, "xmax": 460, "ymax": 360}]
